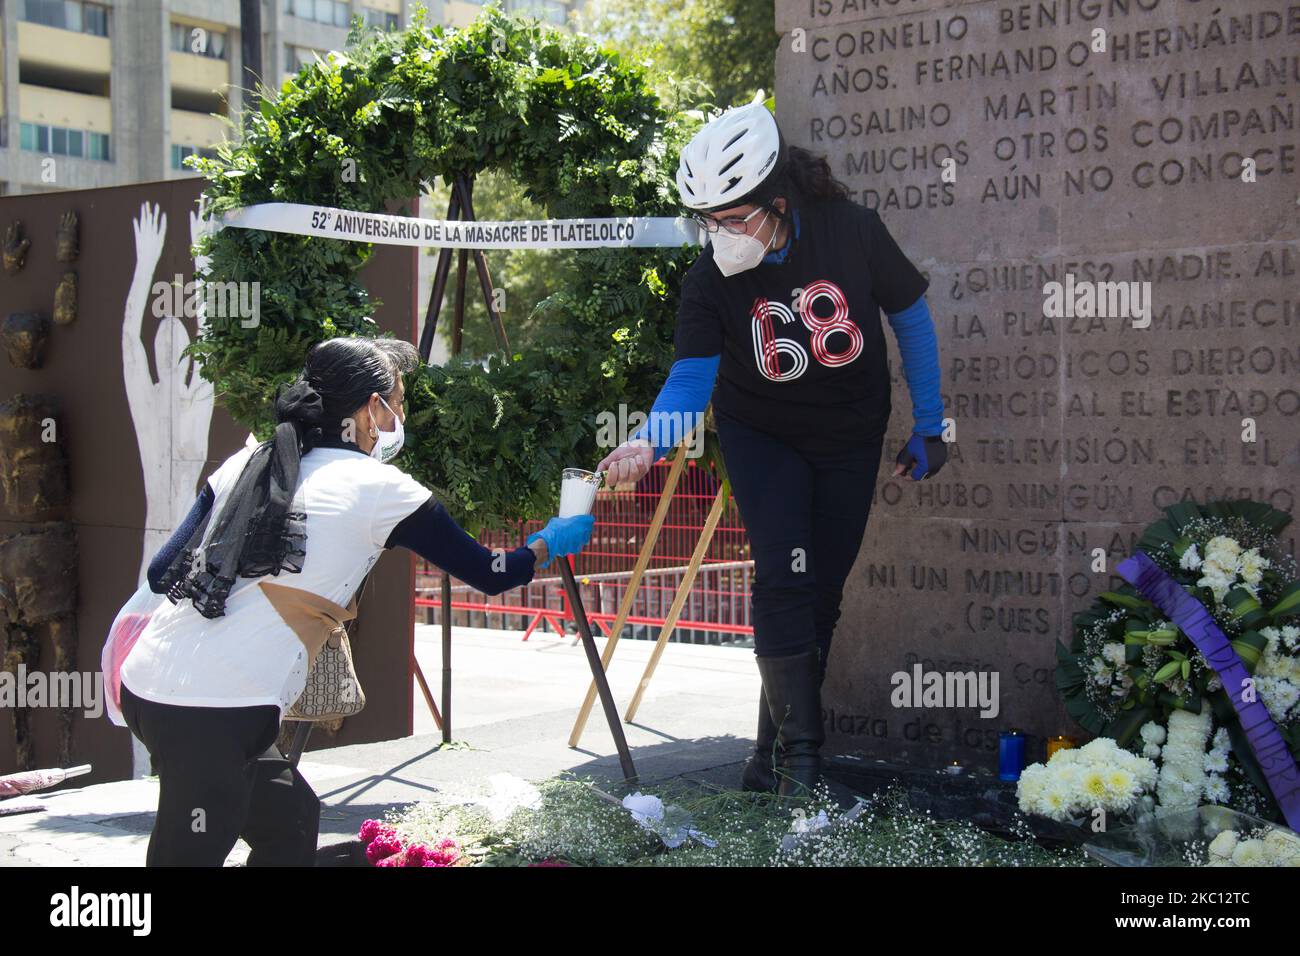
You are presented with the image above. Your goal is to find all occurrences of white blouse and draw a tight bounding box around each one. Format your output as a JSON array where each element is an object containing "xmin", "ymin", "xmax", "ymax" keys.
[{"xmin": 120, "ymin": 444, "xmax": 433, "ymax": 716}]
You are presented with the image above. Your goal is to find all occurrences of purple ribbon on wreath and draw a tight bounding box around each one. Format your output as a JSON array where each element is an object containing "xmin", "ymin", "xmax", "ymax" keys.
[{"xmin": 1117, "ymin": 551, "xmax": 1300, "ymax": 831}]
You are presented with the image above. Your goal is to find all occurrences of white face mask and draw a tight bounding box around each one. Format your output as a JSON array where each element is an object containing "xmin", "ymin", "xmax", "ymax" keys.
[
  {"xmin": 710, "ymin": 209, "xmax": 775, "ymax": 277},
  {"xmin": 368, "ymin": 396, "xmax": 405, "ymax": 463}
]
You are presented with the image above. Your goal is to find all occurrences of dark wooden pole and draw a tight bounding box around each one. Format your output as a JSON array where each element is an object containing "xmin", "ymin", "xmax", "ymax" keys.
[
  {"xmin": 441, "ymin": 572, "xmax": 453, "ymax": 744},
  {"xmin": 559, "ymin": 557, "xmax": 638, "ymax": 783},
  {"xmin": 239, "ymin": 0, "xmax": 262, "ymax": 111},
  {"xmin": 418, "ymin": 188, "xmax": 462, "ymax": 363},
  {"xmin": 454, "ymin": 175, "xmax": 511, "ymax": 354},
  {"xmin": 417, "ymin": 172, "xmax": 631, "ymax": 767}
]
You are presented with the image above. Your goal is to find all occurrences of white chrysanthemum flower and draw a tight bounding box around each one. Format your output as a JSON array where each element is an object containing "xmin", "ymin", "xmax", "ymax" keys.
[
  {"xmin": 1140, "ymin": 721, "xmax": 1166, "ymax": 745},
  {"xmin": 1078, "ymin": 767, "xmax": 1108, "ymax": 804},
  {"xmin": 1197, "ymin": 566, "xmax": 1233, "ymax": 603},
  {"xmin": 1157, "ymin": 708, "xmax": 1212, "ymax": 811},
  {"xmin": 1263, "ymin": 828, "xmax": 1300, "ymax": 864},
  {"xmin": 1039, "ymin": 785, "xmax": 1074, "ymax": 822},
  {"xmin": 1231, "ymin": 839, "xmax": 1267, "ymax": 867},
  {"xmin": 1179, "ymin": 543, "xmax": 1203, "ymax": 571},
  {"xmin": 1142, "ymin": 743, "xmax": 1162, "ymax": 759},
  {"xmin": 1212, "ymin": 728, "xmax": 1230, "ymax": 751},
  {"xmin": 1208, "ymin": 829, "xmax": 1238, "ymax": 858},
  {"xmin": 1204, "ymin": 774, "xmax": 1231, "ymax": 804},
  {"xmin": 1102, "ymin": 642, "xmax": 1126, "ymax": 668},
  {"xmin": 1016, "ymin": 767, "xmax": 1048, "ymax": 812},
  {"xmin": 1079, "ymin": 739, "xmax": 1123, "ymax": 766},
  {"xmin": 1240, "ymin": 548, "xmax": 1269, "ymax": 585},
  {"xmin": 1256, "ymin": 676, "xmax": 1299, "ymax": 723},
  {"xmin": 1052, "ymin": 748, "xmax": 1081, "ymax": 767},
  {"xmin": 1204, "ymin": 750, "xmax": 1229, "ymax": 774},
  {"xmin": 1017, "ymin": 738, "xmax": 1157, "ymax": 822},
  {"xmin": 1206, "ymin": 535, "xmax": 1242, "ymax": 563},
  {"xmin": 1281, "ymin": 625, "xmax": 1300, "ymax": 652},
  {"xmin": 1103, "ymin": 768, "xmax": 1137, "ymax": 807},
  {"xmin": 1130, "ymin": 759, "xmax": 1159, "ymax": 791}
]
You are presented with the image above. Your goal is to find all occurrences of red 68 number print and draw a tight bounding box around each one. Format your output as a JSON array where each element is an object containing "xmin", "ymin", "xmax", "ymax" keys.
[{"xmin": 750, "ymin": 279, "xmax": 863, "ymax": 382}]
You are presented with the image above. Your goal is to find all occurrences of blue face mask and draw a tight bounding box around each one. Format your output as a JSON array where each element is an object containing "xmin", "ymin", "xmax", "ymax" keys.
[{"xmin": 368, "ymin": 396, "xmax": 405, "ymax": 463}]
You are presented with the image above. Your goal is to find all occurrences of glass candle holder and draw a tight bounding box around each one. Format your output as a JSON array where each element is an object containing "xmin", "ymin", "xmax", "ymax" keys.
[
  {"xmin": 998, "ymin": 730, "xmax": 1026, "ymax": 781},
  {"xmin": 1047, "ymin": 735, "xmax": 1075, "ymax": 759},
  {"xmin": 559, "ymin": 467, "xmax": 603, "ymax": 518}
]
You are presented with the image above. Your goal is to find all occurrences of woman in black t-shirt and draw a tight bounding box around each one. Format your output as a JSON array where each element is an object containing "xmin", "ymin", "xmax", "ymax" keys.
[{"xmin": 597, "ymin": 99, "xmax": 949, "ymax": 798}]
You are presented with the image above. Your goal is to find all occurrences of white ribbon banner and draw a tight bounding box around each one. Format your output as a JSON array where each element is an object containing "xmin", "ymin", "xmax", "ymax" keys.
[{"xmin": 217, "ymin": 201, "xmax": 705, "ymax": 250}]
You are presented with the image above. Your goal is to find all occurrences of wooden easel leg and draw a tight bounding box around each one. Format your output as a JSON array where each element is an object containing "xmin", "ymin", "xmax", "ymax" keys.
[
  {"xmin": 414, "ymin": 656, "xmax": 442, "ymax": 729},
  {"xmin": 567, "ymin": 446, "xmax": 689, "ymax": 747},
  {"xmin": 624, "ymin": 480, "xmax": 730, "ymax": 723}
]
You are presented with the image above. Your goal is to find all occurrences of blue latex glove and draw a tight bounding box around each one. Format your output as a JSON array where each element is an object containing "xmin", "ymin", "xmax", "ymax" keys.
[
  {"xmin": 527, "ymin": 514, "xmax": 595, "ymax": 569},
  {"xmin": 895, "ymin": 433, "xmax": 948, "ymax": 481}
]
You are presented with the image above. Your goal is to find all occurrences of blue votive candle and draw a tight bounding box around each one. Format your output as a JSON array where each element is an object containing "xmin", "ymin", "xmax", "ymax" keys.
[{"xmin": 998, "ymin": 730, "xmax": 1026, "ymax": 781}]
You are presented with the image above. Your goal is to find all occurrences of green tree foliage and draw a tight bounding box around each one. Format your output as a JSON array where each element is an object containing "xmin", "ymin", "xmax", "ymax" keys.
[
  {"xmin": 423, "ymin": 170, "xmax": 560, "ymax": 359},
  {"xmin": 573, "ymin": 0, "xmax": 778, "ymax": 108},
  {"xmin": 442, "ymin": 0, "xmax": 774, "ymax": 359},
  {"xmin": 186, "ymin": 4, "xmax": 703, "ymax": 532}
]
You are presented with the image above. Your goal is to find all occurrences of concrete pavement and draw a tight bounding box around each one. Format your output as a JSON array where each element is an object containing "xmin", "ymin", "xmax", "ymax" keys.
[{"xmin": 0, "ymin": 624, "xmax": 764, "ymax": 866}]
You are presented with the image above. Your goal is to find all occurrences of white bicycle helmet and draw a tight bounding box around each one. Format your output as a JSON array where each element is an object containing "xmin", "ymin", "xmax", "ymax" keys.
[{"xmin": 676, "ymin": 97, "xmax": 786, "ymax": 212}]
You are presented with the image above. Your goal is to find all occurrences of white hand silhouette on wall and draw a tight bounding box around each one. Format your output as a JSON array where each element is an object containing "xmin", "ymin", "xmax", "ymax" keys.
[{"xmin": 121, "ymin": 199, "xmax": 216, "ymax": 775}]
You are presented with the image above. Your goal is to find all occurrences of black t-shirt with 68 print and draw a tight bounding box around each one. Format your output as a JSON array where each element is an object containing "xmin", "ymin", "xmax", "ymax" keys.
[{"xmin": 675, "ymin": 197, "xmax": 930, "ymax": 452}]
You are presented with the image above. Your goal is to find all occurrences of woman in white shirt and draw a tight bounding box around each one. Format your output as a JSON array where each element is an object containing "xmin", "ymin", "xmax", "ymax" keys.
[{"xmin": 118, "ymin": 336, "xmax": 594, "ymax": 866}]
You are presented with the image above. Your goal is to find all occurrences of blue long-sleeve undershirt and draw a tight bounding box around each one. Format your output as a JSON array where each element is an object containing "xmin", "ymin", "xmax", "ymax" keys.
[
  {"xmin": 885, "ymin": 294, "xmax": 944, "ymax": 437},
  {"xmin": 629, "ymin": 355, "xmax": 720, "ymax": 460},
  {"xmin": 629, "ymin": 293, "xmax": 944, "ymax": 457},
  {"xmin": 147, "ymin": 483, "xmax": 215, "ymax": 593}
]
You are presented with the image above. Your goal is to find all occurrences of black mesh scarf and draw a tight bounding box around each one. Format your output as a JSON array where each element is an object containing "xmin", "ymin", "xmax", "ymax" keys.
[{"xmin": 154, "ymin": 378, "xmax": 360, "ymax": 619}]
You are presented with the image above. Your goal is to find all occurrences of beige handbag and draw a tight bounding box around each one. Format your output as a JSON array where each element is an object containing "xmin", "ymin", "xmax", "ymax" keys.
[
  {"xmin": 260, "ymin": 580, "xmax": 365, "ymax": 721},
  {"xmin": 290, "ymin": 617, "xmax": 365, "ymax": 721}
]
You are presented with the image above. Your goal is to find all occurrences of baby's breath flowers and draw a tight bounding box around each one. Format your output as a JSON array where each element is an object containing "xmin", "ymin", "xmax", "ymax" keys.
[{"xmin": 375, "ymin": 776, "xmax": 1089, "ymax": 867}]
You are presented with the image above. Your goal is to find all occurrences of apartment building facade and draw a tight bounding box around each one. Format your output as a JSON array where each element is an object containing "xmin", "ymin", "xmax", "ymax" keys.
[{"xmin": 0, "ymin": 0, "xmax": 577, "ymax": 195}]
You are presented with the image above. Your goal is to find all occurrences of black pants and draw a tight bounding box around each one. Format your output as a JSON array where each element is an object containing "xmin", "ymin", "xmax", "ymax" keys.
[
  {"xmin": 715, "ymin": 411, "xmax": 883, "ymax": 665},
  {"xmin": 120, "ymin": 681, "xmax": 320, "ymax": 866}
]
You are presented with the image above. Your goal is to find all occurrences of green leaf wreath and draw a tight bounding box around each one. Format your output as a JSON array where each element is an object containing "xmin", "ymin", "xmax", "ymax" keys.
[
  {"xmin": 184, "ymin": 5, "xmax": 710, "ymax": 532},
  {"xmin": 1056, "ymin": 498, "xmax": 1300, "ymax": 822}
]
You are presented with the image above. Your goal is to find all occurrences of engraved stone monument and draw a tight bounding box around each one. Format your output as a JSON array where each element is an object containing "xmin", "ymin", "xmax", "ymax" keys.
[{"xmin": 774, "ymin": 0, "xmax": 1300, "ymax": 768}]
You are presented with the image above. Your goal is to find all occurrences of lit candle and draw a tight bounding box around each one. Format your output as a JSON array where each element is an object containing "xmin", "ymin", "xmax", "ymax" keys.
[
  {"xmin": 998, "ymin": 730, "xmax": 1026, "ymax": 781},
  {"xmin": 1046, "ymin": 735, "xmax": 1075, "ymax": 759},
  {"xmin": 942, "ymin": 760, "xmax": 964, "ymax": 776}
]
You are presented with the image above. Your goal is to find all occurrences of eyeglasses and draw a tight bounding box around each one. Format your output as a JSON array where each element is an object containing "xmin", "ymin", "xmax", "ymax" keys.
[{"xmin": 689, "ymin": 206, "xmax": 768, "ymax": 235}]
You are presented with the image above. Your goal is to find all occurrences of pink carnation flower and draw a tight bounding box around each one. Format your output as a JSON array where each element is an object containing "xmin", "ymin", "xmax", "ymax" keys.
[
  {"xmin": 366, "ymin": 833, "xmax": 404, "ymax": 864},
  {"xmin": 359, "ymin": 819, "xmax": 395, "ymax": 844},
  {"xmin": 403, "ymin": 844, "xmax": 430, "ymax": 867}
]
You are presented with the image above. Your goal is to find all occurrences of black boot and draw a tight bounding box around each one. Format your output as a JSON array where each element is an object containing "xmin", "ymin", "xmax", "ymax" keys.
[
  {"xmin": 756, "ymin": 647, "xmax": 825, "ymax": 798},
  {"xmin": 740, "ymin": 685, "xmax": 780, "ymax": 793}
]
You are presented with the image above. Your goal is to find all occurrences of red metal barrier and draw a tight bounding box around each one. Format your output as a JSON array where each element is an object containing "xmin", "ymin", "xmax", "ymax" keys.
[{"xmin": 416, "ymin": 458, "xmax": 754, "ymax": 644}]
